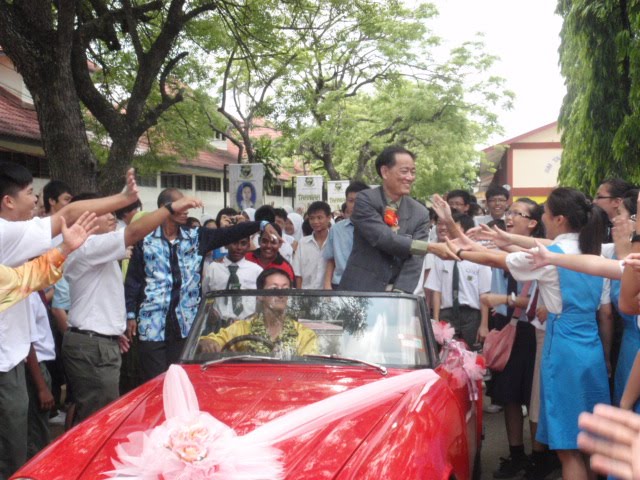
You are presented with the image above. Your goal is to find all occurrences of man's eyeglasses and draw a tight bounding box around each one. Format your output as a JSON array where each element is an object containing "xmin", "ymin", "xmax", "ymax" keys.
[
  {"xmin": 595, "ymin": 195, "xmax": 617, "ymax": 200},
  {"xmin": 505, "ymin": 210, "xmax": 531, "ymax": 219}
]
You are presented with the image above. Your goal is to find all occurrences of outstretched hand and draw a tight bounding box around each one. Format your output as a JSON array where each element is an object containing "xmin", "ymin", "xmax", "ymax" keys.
[
  {"xmin": 431, "ymin": 194, "xmax": 453, "ymax": 222},
  {"xmin": 578, "ymin": 404, "xmax": 640, "ymax": 480},
  {"xmin": 470, "ymin": 223, "xmax": 512, "ymax": 249},
  {"xmin": 123, "ymin": 168, "xmax": 139, "ymax": 200},
  {"xmin": 446, "ymin": 229, "xmax": 486, "ymax": 252},
  {"xmin": 59, "ymin": 211, "xmax": 98, "ymax": 256},
  {"xmin": 524, "ymin": 239, "xmax": 555, "ymax": 269},
  {"xmin": 172, "ymin": 196, "xmax": 204, "ymax": 213},
  {"xmin": 623, "ymin": 253, "xmax": 640, "ymax": 273},
  {"xmin": 429, "ymin": 241, "xmax": 460, "ymax": 261},
  {"xmin": 613, "ymin": 215, "xmax": 635, "ymax": 258}
]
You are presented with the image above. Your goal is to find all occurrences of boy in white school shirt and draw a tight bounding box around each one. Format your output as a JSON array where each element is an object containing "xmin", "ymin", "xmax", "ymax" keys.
[
  {"xmin": 425, "ymin": 212, "xmax": 492, "ymax": 348},
  {"xmin": 293, "ymin": 201, "xmax": 331, "ymax": 289},
  {"xmin": 0, "ymin": 162, "xmax": 139, "ymax": 478},
  {"xmin": 203, "ymin": 236, "xmax": 263, "ymax": 319}
]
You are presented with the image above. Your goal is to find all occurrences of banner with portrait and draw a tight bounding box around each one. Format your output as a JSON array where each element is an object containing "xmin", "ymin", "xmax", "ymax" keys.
[
  {"xmin": 228, "ymin": 163, "xmax": 265, "ymax": 211},
  {"xmin": 295, "ymin": 176, "xmax": 324, "ymax": 210},
  {"xmin": 327, "ymin": 180, "xmax": 350, "ymax": 212}
]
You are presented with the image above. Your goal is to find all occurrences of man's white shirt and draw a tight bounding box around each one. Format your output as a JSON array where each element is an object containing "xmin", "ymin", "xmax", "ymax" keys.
[
  {"xmin": 292, "ymin": 234, "xmax": 327, "ymax": 289},
  {"xmin": 64, "ymin": 230, "xmax": 128, "ymax": 336}
]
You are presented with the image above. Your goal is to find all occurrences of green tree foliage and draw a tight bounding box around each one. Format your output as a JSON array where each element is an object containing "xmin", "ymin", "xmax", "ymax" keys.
[
  {"xmin": 0, "ymin": 0, "xmax": 279, "ymax": 193},
  {"xmin": 0, "ymin": 0, "xmax": 509, "ymax": 196},
  {"xmin": 258, "ymin": 1, "xmax": 512, "ymax": 190},
  {"xmin": 557, "ymin": 0, "xmax": 640, "ymax": 191}
]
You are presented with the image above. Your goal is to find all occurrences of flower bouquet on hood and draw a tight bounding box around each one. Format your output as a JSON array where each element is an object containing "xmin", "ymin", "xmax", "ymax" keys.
[{"xmin": 430, "ymin": 319, "xmax": 485, "ymax": 401}]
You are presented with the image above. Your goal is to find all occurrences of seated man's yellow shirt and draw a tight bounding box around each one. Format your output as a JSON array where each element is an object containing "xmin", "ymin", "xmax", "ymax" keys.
[{"xmin": 204, "ymin": 314, "xmax": 318, "ymax": 355}]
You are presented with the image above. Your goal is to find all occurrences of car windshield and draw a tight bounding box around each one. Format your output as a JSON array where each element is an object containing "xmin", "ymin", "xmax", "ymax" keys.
[{"xmin": 182, "ymin": 290, "xmax": 432, "ymax": 369}]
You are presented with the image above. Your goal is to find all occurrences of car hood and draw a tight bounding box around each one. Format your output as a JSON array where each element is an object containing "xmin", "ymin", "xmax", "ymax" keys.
[{"xmin": 18, "ymin": 363, "xmax": 442, "ymax": 480}]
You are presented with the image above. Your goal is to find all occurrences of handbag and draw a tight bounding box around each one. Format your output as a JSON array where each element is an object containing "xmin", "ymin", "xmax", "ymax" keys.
[
  {"xmin": 482, "ymin": 281, "xmax": 531, "ymax": 372},
  {"xmin": 483, "ymin": 319, "xmax": 517, "ymax": 371}
]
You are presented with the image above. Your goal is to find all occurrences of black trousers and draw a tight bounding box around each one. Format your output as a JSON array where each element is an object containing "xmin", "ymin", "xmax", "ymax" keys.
[{"xmin": 138, "ymin": 337, "xmax": 186, "ymax": 382}]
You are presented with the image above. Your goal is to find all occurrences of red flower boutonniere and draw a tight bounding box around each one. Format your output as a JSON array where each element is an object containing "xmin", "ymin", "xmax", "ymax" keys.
[{"xmin": 384, "ymin": 206, "xmax": 399, "ymax": 232}]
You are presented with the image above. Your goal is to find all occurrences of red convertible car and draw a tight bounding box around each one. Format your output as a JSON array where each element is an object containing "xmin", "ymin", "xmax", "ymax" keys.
[{"xmin": 13, "ymin": 290, "xmax": 483, "ymax": 480}]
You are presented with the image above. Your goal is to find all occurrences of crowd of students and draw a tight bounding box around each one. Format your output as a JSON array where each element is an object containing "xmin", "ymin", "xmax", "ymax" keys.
[{"xmin": 2, "ymin": 150, "xmax": 640, "ymax": 480}]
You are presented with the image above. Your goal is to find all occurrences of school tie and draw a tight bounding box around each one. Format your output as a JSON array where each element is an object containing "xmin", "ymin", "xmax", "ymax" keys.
[
  {"xmin": 226, "ymin": 265, "xmax": 243, "ymax": 316},
  {"xmin": 452, "ymin": 261, "xmax": 460, "ymax": 319},
  {"xmin": 527, "ymin": 288, "xmax": 539, "ymax": 322}
]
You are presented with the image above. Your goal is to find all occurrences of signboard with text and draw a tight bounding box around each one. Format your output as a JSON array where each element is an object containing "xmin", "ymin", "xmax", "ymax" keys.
[
  {"xmin": 327, "ymin": 180, "xmax": 350, "ymax": 212},
  {"xmin": 295, "ymin": 176, "xmax": 323, "ymax": 211}
]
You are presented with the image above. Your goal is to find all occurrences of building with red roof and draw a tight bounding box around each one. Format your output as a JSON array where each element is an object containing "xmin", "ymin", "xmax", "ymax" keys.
[
  {"xmin": 0, "ymin": 50, "xmax": 294, "ymax": 213},
  {"xmin": 478, "ymin": 121, "xmax": 562, "ymax": 204}
]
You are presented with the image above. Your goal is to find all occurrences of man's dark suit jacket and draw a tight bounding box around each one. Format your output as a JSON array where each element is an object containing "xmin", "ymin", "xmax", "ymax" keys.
[{"xmin": 339, "ymin": 186, "xmax": 429, "ymax": 293}]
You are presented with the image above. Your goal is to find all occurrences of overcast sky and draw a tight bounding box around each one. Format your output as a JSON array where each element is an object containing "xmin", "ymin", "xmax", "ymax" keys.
[{"xmin": 426, "ymin": 0, "xmax": 565, "ymax": 145}]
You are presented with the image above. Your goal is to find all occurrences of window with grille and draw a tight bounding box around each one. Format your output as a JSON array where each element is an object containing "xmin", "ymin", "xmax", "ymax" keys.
[
  {"xmin": 196, "ymin": 176, "xmax": 221, "ymax": 192},
  {"xmin": 136, "ymin": 173, "xmax": 157, "ymax": 188},
  {"xmin": 160, "ymin": 172, "xmax": 192, "ymax": 190},
  {"xmin": 282, "ymin": 186, "xmax": 295, "ymax": 197},
  {"xmin": 0, "ymin": 151, "xmax": 50, "ymax": 178}
]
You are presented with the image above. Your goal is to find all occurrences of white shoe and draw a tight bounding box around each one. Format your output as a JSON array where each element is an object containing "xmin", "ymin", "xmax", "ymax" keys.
[
  {"xmin": 48, "ymin": 411, "xmax": 66, "ymax": 425},
  {"xmin": 483, "ymin": 403, "xmax": 503, "ymax": 414}
]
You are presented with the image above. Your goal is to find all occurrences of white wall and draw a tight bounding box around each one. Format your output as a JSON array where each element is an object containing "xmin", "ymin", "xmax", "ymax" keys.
[
  {"xmin": 136, "ymin": 175, "xmax": 292, "ymax": 218},
  {"xmin": 0, "ymin": 55, "xmax": 33, "ymax": 105}
]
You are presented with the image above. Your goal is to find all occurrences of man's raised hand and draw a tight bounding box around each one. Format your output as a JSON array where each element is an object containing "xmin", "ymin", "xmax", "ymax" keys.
[
  {"xmin": 59, "ymin": 212, "xmax": 98, "ymax": 256},
  {"xmin": 431, "ymin": 194, "xmax": 453, "ymax": 222},
  {"xmin": 123, "ymin": 168, "xmax": 139, "ymax": 200},
  {"xmin": 172, "ymin": 196, "xmax": 204, "ymax": 213}
]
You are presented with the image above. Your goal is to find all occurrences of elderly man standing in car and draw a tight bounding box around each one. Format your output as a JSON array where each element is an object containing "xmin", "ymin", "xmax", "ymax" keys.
[{"xmin": 339, "ymin": 146, "xmax": 454, "ymax": 293}]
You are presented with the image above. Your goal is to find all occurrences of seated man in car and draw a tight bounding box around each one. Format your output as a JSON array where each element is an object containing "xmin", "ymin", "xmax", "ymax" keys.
[{"xmin": 199, "ymin": 268, "xmax": 318, "ymax": 356}]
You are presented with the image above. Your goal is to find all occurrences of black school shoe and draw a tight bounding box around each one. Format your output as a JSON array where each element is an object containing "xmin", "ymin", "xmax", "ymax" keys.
[
  {"xmin": 522, "ymin": 452, "xmax": 561, "ymax": 480},
  {"xmin": 493, "ymin": 454, "xmax": 529, "ymax": 479}
]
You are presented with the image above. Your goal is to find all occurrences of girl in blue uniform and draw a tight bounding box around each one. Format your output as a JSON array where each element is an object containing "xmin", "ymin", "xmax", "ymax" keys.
[
  {"xmin": 448, "ymin": 188, "xmax": 610, "ymax": 479},
  {"xmin": 523, "ymin": 191, "xmax": 640, "ymax": 414}
]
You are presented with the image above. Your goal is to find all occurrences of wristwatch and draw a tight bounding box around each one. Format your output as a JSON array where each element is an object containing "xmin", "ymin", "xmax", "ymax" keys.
[{"xmin": 163, "ymin": 201, "xmax": 175, "ymax": 214}]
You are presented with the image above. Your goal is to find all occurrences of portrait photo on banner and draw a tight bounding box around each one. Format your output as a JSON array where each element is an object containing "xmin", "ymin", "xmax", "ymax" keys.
[{"xmin": 229, "ymin": 163, "xmax": 265, "ymax": 210}]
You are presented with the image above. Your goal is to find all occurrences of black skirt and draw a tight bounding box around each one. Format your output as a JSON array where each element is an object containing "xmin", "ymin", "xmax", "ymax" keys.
[{"xmin": 486, "ymin": 316, "xmax": 537, "ymax": 406}]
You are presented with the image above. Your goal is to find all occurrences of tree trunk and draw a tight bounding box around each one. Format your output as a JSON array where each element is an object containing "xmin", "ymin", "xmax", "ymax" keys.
[
  {"xmin": 321, "ymin": 141, "xmax": 341, "ymax": 180},
  {"xmin": 31, "ymin": 70, "xmax": 98, "ymax": 193},
  {"xmin": 100, "ymin": 136, "xmax": 139, "ymax": 194},
  {"xmin": 0, "ymin": 6, "xmax": 98, "ymax": 194}
]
